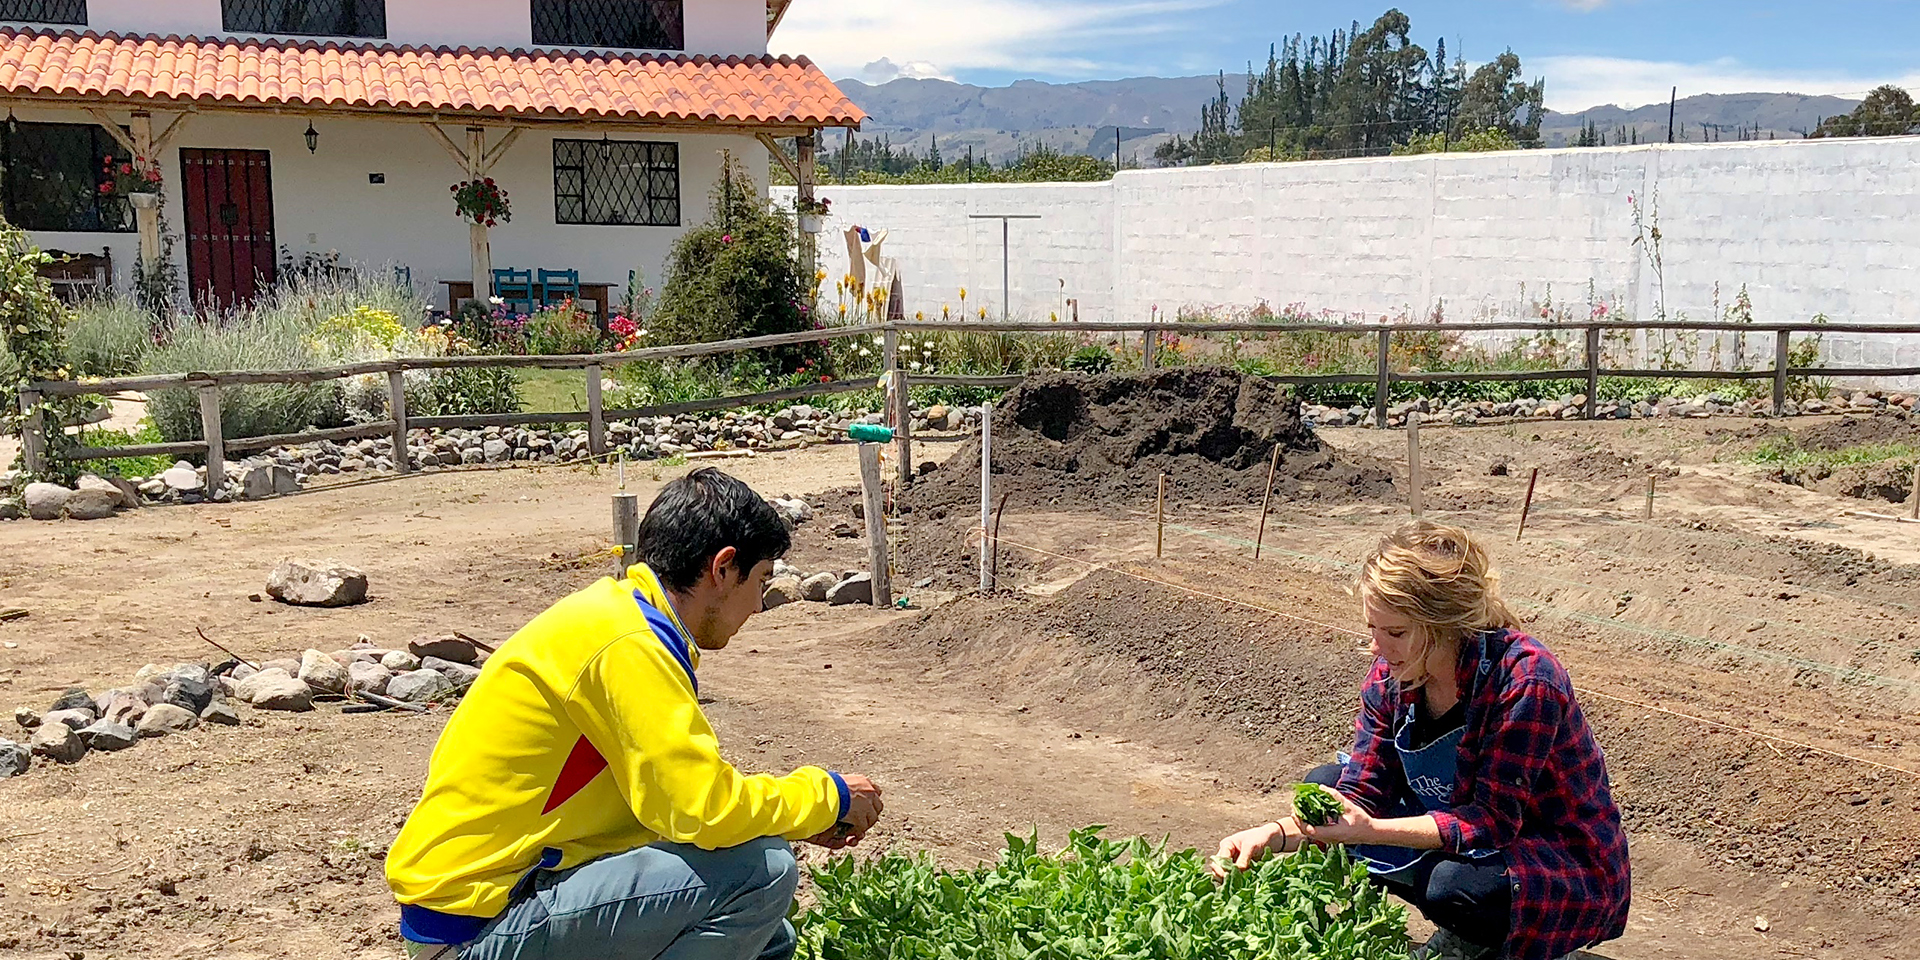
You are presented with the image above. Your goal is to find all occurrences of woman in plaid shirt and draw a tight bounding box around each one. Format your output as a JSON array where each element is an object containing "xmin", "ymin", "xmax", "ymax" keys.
[{"xmin": 1212, "ymin": 521, "xmax": 1630, "ymax": 960}]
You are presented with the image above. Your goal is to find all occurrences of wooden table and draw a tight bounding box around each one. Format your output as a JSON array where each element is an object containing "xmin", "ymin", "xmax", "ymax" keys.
[{"xmin": 441, "ymin": 280, "xmax": 614, "ymax": 323}]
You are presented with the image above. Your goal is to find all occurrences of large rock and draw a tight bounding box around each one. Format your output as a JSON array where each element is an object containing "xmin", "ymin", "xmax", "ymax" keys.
[
  {"xmin": 827, "ymin": 574, "xmax": 875, "ymax": 607},
  {"xmin": 13, "ymin": 706, "xmax": 40, "ymax": 730},
  {"xmin": 762, "ymin": 576, "xmax": 804, "ymax": 610},
  {"xmin": 76, "ymin": 474, "xmax": 136, "ymax": 509},
  {"xmin": 23, "ymin": 482, "xmax": 70, "ymax": 521},
  {"xmin": 482, "ymin": 438, "xmax": 511, "ymax": 462},
  {"xmin": 100, "ymin": 691, "xmax": 146, "ymax": 728},
  {"xmin": 0, "ymin": 739, "xmax": 29, "ymax": 777},
  {"xmin": 267, "ymin": 559, "xmax": 369, "ymax": 607},
  {"xmin": 420, "ymin": 656, "xmax": 480, "ymax": 690},
  {"xmin": 137, "ymin": 703, "xmax": 200, "ymax": 737},
  {"xmin": 297, "ymin": 649, "xmax": 349, "ymax": 694},
  {"xmin": 199, "ymin": 700, "xmax": 241, "ymax": 726},
  {"xmin": 162, "ymin": 676, "xmax": 215, "ymax": 715},
  {"xmin": 240, "ymin": 465, "xmax": 276, "ymax": 501},
  {"xmin": 159, "ymin": 465, "xmax": 203, "ymax": 493},
  {"xmin": 380, "ymin": 650, "xmax": 421, "ymax": 672},
  {"xmin": 799, "ymin": 572, "xmax": 838, "ymax": 602},
  {"xmin": 77, "ymin": 720, "xmax": 138, "ymax": 751},
  {"xmin": 260, "ymin": 657, "xmax": 301, "ymax": 677},
  {"xmin": 407, "ymin": 635, "xmax": 478, "ymax": 665},
  {"xmin": 29, "ymin": 722, "xmax": 85, "ymax": 763},
  {"xmin": 346, "ymin": 661, "xmax": 393, "ymax": 697},
  {"xmin": 42, "ymin": 708, "xmax": 94, "ymax": 731},
  {"xmin": 61, "ymin": 487, "xmax": 120, "ymax": 520},
  {"xmin": 50, "ymin": 687, "xmax": 96, "ymax": 714},
  {"xmin": 235, "ymin": 668, "xmax": 313, "ymax": 712},
  {"xmin": 386, "ymin": 669, "xmax": 454, "ymax": 704}
]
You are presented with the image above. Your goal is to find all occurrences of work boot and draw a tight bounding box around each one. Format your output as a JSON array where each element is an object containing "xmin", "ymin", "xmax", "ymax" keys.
[{"xmin": 1411, "ymin": 928, "xmax": 1498, "ymax": 960}]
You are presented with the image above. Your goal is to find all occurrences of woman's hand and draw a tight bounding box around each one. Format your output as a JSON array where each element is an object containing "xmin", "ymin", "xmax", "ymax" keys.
[
  {"xmin": 1209, "ymin": 820, "xmax": 1291, "ymax": 878},
  {"xmin": 1297, "ymin": 789, "xmax": 1375, "ymax": 847}
]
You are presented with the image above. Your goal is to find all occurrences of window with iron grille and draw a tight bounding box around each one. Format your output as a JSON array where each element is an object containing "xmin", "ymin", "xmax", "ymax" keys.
[
  {"xmin": 222, "ymin": 0, "xmax": 386, "ymax": 38},
  {"xmin": 554, "ymin": 139, "xmax": 680, "ymax": 227},
  {"xmin": 0, "ymin": 0, "xmax": 87, "ymax": 24},
  {"xmin": 532, "ymin": 0, "xmax": 683, "ymax": 50},
  {"xmin": 0, "ymin": 121, "xmax": 133, "ymax": 233}
]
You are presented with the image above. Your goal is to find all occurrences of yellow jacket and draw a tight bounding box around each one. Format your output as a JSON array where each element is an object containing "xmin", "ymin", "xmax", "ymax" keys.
[{"xmin": 386, "ymin": 564, "xmax": 847, "ymax": 943}]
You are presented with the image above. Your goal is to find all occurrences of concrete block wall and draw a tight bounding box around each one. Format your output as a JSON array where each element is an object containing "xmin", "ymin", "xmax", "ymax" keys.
[{"xmin": 778, "ymin": 135, "xmax": 1920, "ymax": 369}]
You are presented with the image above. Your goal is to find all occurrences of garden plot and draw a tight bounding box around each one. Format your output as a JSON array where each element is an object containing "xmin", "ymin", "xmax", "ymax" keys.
[{"xmin": 0, "ymin": 393, "xmax": 1916, "ymax": 959}]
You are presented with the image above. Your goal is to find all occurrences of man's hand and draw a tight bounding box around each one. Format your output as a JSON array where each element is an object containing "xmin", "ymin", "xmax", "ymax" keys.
[{"xmin": 803, "ymin": 774, "xmax": 883, "ymax": 850}]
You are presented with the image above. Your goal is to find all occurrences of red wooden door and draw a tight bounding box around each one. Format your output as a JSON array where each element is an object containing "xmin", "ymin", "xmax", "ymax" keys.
[{"xmin": 180, "ymin": 149, "xmax": 277, "ymax": 310}]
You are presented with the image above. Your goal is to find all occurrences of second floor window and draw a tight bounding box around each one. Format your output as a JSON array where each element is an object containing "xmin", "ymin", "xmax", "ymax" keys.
[
  {"xmin": 223, "ymin": 0, "xmax": 387, "ymax": 39},
  {"xmin": 533, "ymin": 0, "xmax": 684, "ymax": 50},
  {"xmin": 0, "ymin": 0, "xmax": 88, "ymax": 25}
]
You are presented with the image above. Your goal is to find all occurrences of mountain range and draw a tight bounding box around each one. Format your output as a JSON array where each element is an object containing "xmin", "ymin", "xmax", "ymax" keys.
[{"xmin": 833, "ymin": 75, "xmax": 1864, "ymax": 161}]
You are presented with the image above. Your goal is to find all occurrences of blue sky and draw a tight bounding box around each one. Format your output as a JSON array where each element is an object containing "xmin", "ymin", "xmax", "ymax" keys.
[{"xmin": 775, "ymin": 1, "xmax": 1920, "ymax": 111}]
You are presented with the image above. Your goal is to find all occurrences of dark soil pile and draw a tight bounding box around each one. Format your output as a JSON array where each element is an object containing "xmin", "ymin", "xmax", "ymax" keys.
[
  {"xmin": 1794, "ymin": 412, "xmax": 1920, "ymax": 452},
  {"xmin": 903, "ymin": 367, "xmax": 1394, "ymax": 516}
]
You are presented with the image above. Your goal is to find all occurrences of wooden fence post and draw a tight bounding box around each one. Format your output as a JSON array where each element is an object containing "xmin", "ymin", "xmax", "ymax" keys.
[
  {"xmin": 1773, "ymin": 330, "xmax": 1792, "ymax": 417},
  {"xmin": 387, "ymin": 370, "xmax": 410, "ymax": 473},
  {"xmin": 197, "ymin": 386, "xmax": 226, "ymax": 495},
  {"xmin": 1406, "ymin": 414, "xmax": 1423, "ymax": 517},
  {"xmin": 1584, "ymin": 324, "xmax": 1601, "ymax": 419},
  {"xmin": 882, "ymin": 327, "xmax": 899, "ymax": 372},
  {"xmin": 889, "ymin": 369, "xmax": 911, "ymax": 487},
  {"xmin": 858, "ymin": 443, "xmax": 893, "ymax": 607},
  {"xmin": 1142, "ymin": 328, "xmax": 1158, "ymax": 370},
  {"xmin": 17, "ymin": 390, "xmax": 46, "ymax": 478},
  {"xmin": 586, "ymin": 363, "xmax": 606, "ymax": 455},
  {"xmin": 1374, "ymin": 327, "xmax": 1392, "ymax": 429},
  {"xmin": 612, "ymin": 493, "xmax": 640, "ymax": 577}
]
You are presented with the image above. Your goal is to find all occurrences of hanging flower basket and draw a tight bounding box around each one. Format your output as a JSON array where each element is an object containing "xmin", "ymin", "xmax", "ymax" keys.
[
  {"xmin": 99, "ymin": 155, "xmax": 163, "ymax": 207},
  {"xmin": 797, "ymin": 196, "xmax": 830, "ymax": 234},
  {"xmin": 451, "ymin": 177, "xmax": 512, "ymax": 227}
]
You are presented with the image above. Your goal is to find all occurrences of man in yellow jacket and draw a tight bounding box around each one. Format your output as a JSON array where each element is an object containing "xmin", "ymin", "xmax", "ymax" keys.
[{"xmin": 387, "ymin": 468, "xmax": 883, "ymax": 960}]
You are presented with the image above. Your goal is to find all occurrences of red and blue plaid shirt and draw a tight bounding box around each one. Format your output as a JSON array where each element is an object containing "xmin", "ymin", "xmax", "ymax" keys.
[{"xmin": 1337, "ymin": 628, "xmax": 1630, "ymax": 960}]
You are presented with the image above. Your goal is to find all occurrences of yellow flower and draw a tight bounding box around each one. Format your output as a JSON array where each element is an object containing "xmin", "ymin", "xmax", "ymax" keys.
[
  {"xmin": 942, "ymin": 304, "xmax": 951, "ymax": 319},
  {"xmin": 915, "ymin": 311, "xmax": 924, "ymax": 321},
  {"xmin": 838, "ymin": 304, "xmax": 848, "ymax": 315},
  {"xmin": 816, "ymin": 269, "xmax": 828, "ymax": 281},
  {"xmin": 978, "ymin": 307, "xmax": 987, "ymax": 320},
  {"xmin": 958, "ymin": 287, "xmax": 968, "ymax": 301},
  {"xmin": 1050, "ymin": 312, "xmax": 1059, "ymax": 322}
]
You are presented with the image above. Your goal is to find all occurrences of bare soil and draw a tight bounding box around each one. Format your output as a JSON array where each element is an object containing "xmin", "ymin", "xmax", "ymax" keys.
[{"xmin": 1, "ymin": 402, "xmax": 1916, "ymax": 960}]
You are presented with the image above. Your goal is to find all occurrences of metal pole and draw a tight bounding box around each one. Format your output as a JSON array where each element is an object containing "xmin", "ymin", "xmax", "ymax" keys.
[
  {"xmin": 1668, "ymin": 87, "xmax": 1677, "ymax": 144},
  {"xmin": 1517, "ymin": 467, "xmax": 1540, "ymax": 542},
  {"xmin": 979, "ymin": 401, "xmax": 994, "ymax": 593},
  {"xmin": 1002, "ymin": 217, "xmax": 1011, "ymax": 322}
]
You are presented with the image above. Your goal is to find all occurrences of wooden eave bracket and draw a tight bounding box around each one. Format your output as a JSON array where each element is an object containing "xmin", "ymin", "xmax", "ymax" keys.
[{"xmin": 756, "ymin": 132, "xmax": 804, "ymax": 183}]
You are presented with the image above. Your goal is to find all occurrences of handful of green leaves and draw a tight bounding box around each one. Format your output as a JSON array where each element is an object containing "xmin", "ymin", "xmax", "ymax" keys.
[
  {"xmin": 795, "ymin": 826, "xmax": 1408, "ymax": 960},
  {"xmin": 1292, "ymin": 782, "xmax": 1345, "ymax": 828}
]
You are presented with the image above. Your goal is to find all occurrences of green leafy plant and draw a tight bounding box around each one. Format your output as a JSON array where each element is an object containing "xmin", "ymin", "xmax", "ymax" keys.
[
  {"xmin": 523, "ymin": 300, "xmax": 604, "ymax": 356},
  {"xmin": 1293, "ymin": 782, "xmax": 1345, "ymax": 827},
  {"xmin": 0, "ymin": 215, "xmax": 90, "ymax": 484},
  {"xmin": 67, "ymin": 295, "xmax": 155, "ymax": 378},
  {"xmin": 450, "ymin": 177, "xmax": 511, "ymax": 226},
  {"xmin": 1064, "ymin": 343, "xmax": 1116, "ymax": 374},
  {"xmin": 796, "ymin": 827, "xmax": 1406, "ymax": 960},
  {"xmin": 74, "ymin": 420, "xmax": 172, "ymax": 478}
]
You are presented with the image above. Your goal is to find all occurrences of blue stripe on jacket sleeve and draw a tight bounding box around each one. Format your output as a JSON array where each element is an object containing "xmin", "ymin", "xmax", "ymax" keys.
[{"xmin": 828, "ymin": 771, "xmax": 851, "ymax": 821}]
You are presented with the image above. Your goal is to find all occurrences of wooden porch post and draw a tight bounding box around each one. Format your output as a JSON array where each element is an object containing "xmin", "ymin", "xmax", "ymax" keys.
[
  {"xmin": 467, "ymin": 127, "xmax": 493, "ymax": 302},
  {"xmin": 129, "ymin": 113, "xmax": 162, "ymax": 267},
  {"xmin": 797, "ymin": 131, "xmax": 818, "ymax": 297}
]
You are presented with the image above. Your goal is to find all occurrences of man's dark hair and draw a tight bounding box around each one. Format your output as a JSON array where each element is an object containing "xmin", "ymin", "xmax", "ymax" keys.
[{"xmin": 638, "ymin": 467, "xmax": 790, "ymax": 591}]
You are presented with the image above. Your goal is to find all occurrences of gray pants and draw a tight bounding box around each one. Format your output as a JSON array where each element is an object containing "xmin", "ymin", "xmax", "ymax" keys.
[{"xmin": 460, "ymin": 837, "xmax": 799, "ymax": 960}]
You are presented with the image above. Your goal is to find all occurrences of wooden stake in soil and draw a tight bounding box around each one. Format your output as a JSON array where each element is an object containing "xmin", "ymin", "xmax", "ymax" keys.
[
  {"xmin": 1644, "ymin": 473, "xmax": 1657, "ymax": 521},
  {"xmin": 857, "ymin": 443, "xmax": 893, "ymax": 608},
  {"xmin": 1406, "ymin": 415, "xmax": 1423, "ymax": 518},
  {"xmin": 1254, "ymin": 445, "xmax": 1281, "ymax": 560},
  {"xmin": 1155, "ymin": 473, "xmax": 1168, "ymax": 559},
  {"xmin": 612, "ymin": 493, "xmax": 640, "ymax": 577},
  {"xmin": 979, "ymin": 401, "xmax": 994, "ymax": 594},
  {"xmin": 1910, "ymin": 463, "xmax": 1920, "ymax": 521},
  {"xmin": 1516, "ymin": 467, "xmax": 1540, "ymax": 542}
]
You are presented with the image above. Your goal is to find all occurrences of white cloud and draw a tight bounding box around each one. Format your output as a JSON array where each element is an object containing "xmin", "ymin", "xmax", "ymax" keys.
[
  {"xmin": 1538, "ymin": 55, "xmax": 1920, "ymax": 113},
  {"xmin": 1558, "ymin": 0, "xmax": 1613, "ymax": 10},
  {"xmin": 858, "ymin": 57, "xmax": 954, "ymax": 83},
  {"xmin": 772, "ymin": 0, "xmax": 1226, "ymax": 81}
]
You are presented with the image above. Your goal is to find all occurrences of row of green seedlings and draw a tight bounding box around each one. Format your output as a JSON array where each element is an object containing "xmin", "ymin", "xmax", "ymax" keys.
[{"xmin": 794, "ymin": 784, "xmax": 1402, "ymax": 960}]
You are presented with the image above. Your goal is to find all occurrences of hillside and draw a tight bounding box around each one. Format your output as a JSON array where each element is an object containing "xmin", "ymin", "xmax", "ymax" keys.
[{"xmin": 835, "ymin": 75, "xmax": 1862, "ymax": 159}]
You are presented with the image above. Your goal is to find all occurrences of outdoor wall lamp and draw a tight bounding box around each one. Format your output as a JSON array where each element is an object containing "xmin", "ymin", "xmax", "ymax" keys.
[{"xmin": 304, "ymin": 121, "xmax": 319, "ymax": 154}]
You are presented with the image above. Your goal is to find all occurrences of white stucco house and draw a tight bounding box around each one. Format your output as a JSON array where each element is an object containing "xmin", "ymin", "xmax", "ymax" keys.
[{"xmin": 0, "ymin": 0, "xmax": 858, "ymax": 313}]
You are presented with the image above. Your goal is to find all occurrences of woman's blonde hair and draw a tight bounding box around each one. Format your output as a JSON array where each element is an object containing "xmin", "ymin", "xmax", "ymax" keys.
[{"xmin": 1356, "ymin": 520, "xmax": 1516, "ymax": 643}]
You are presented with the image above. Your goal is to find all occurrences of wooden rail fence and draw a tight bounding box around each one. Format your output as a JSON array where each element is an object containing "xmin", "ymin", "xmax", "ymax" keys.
[{"xmin": 18, "ymin": 318, "xmax": 1920, "ymax": 490}]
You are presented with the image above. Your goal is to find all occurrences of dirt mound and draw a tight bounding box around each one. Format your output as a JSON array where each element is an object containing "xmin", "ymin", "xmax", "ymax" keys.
[
  {"xmin": 1794, "ymin": 412, "xmax": 1920, "ymax": 452},
  {"xmin": 904, "ymin": 367, "xmax": 1394, "ymax": 516},
  {"xmin": 1822, "ymin": 461, "xmax": 1916, "ymax": 504}
]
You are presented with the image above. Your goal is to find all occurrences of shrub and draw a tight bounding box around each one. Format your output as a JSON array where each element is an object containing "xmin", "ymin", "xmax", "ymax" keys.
[
  {"xmin": 0, "ymin": 215, "xmax": 88, "ymax": 484},
  {"xmin": 67, "ymin": 296, "xmax": 155, "ymax": 378},
  {"xmin": 523, "ymin": 299, "xmax": 603, "ymax": 356},
  {"xmin": 74, "ymin": 419, "xmax": 172, "ymax": 478},
  {"xmin": 142, "ymin": 310, "xmax": 340, "ymax": 444},
  {"xmin": 651, "ymin": 153, "xmax": 811, "ymax": 368}
]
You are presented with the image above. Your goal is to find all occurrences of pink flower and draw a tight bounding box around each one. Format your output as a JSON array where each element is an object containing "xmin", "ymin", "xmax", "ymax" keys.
[{"xmin": 721, "ymin": 234, "xmax": 733, "ymax": 244}]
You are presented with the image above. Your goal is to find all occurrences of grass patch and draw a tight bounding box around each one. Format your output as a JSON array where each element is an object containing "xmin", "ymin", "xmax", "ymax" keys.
[
  {"xmin": 515, "ymin": 368, "xmax": 589, "ymax": 413},
  {"xmin": 1745, "ymin": 436, "xmax": 1920, "ymax": 471}
]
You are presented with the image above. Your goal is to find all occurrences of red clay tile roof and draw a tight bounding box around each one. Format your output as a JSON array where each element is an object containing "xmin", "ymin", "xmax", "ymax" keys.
[{"xmin": 0, "ymin": 29, "xmax": 864, "ymax": 128}]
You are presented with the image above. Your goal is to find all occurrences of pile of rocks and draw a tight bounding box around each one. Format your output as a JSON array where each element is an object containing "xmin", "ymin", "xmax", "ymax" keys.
[
  {"xmin": 0, "ymin": 634, "xmax": 484, "ymax": 779},
  {"xmin": 761, "ymin": 559, "xmax": 879, "ymax": 609},
  {"xmin": 1307, "ymin": 389, "xmax": 1916, "ymax": 429},
  {"xmin": 2, "ymin": 404, "xmax": 988, "ymax": 520}
]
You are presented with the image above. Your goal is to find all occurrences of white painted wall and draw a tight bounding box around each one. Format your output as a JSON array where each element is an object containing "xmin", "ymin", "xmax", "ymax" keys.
[
  {"xmin": 779, "ymin": 136, "xmax": 1920, "ymax": 369},
  {"xmin": 16, "ymin": 104, "xmax": 769, "ymax": 306},
  {"xmin": 12, "ymin": 0, "xmax": 765, "ymax": 54}
]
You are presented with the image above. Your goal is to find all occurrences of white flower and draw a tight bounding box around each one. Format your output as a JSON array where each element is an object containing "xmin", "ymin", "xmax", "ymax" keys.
[
  {"xmin": 489, "ymin": 296, "xmax": 505, "ymax": 305},
  {"xmin": 909, "ymin": 361, "xmax": 923, "ymax": 370},
  {"xmin": 858, "ymin": 348, "xmax": 871, "ymax": 357},
  {"xmin": 637, "ymin": 329, "xmax": 648, "ymax": 337}
]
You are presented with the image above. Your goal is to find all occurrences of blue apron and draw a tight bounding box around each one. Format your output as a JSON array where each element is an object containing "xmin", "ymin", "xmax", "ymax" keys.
[{"xmin": 1350, "ymin": 632, "xmax": 1502, "ymax": 883}]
